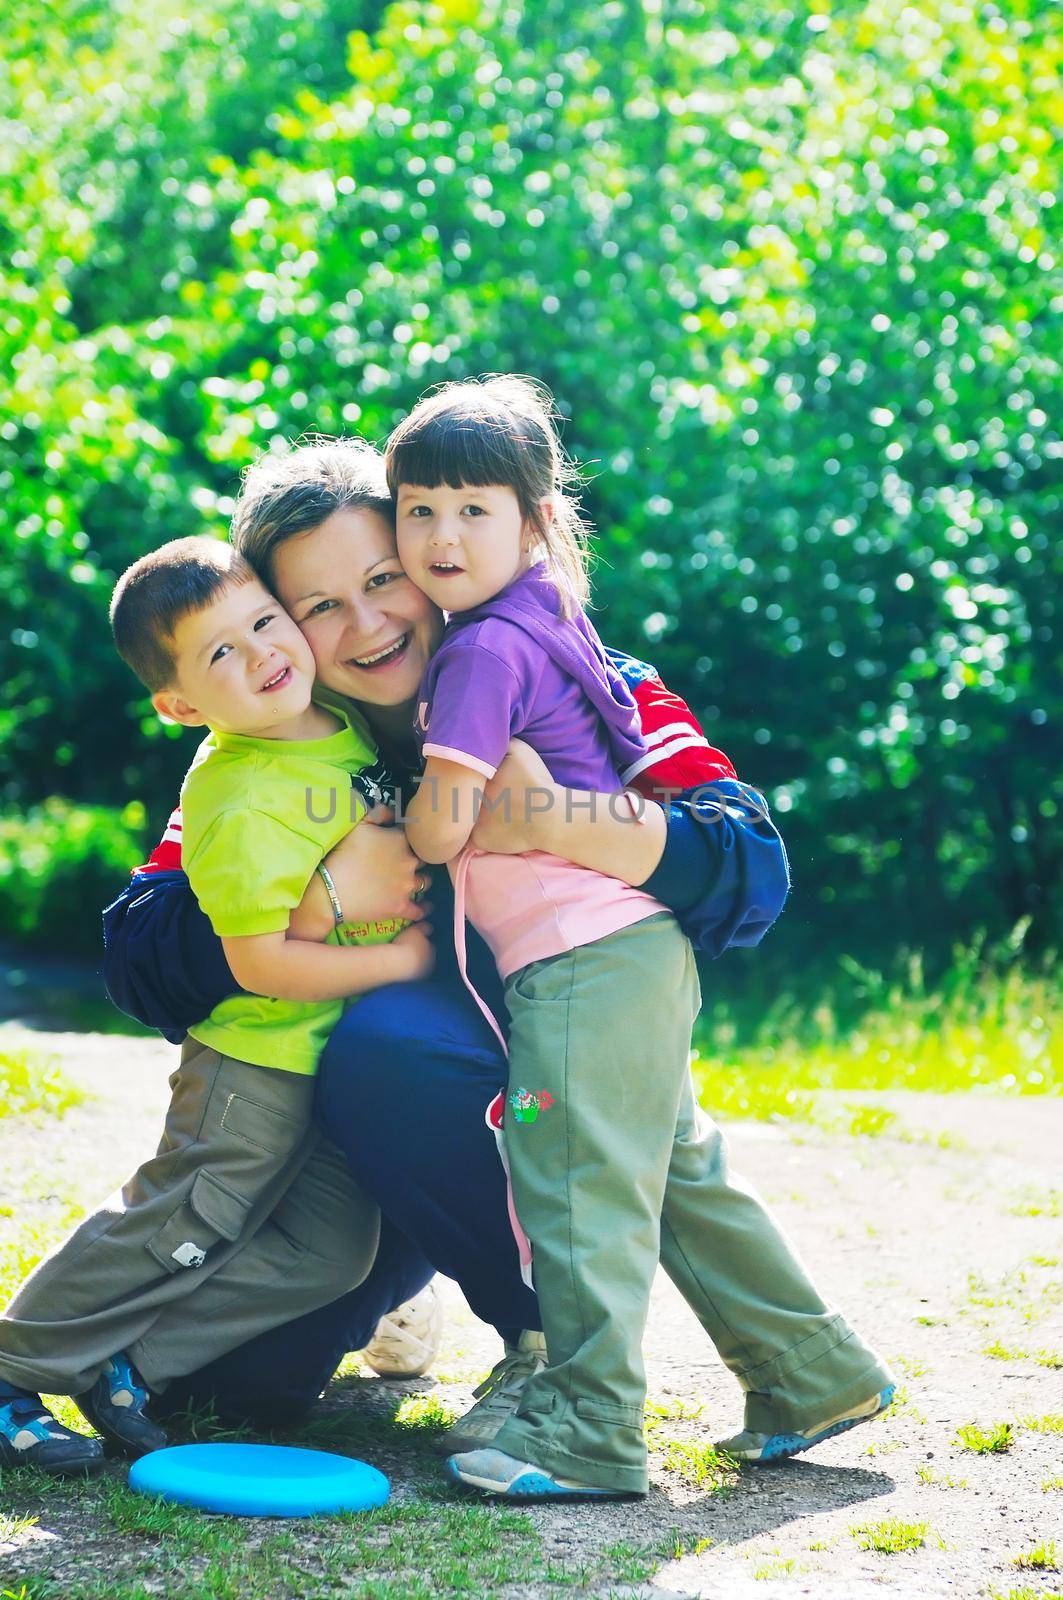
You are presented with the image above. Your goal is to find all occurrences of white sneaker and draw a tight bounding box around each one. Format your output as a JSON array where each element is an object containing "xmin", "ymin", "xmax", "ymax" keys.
[
  {"xmin": 360, "ymin": 1282, "xmax": 444, "ymax": 1377},
  {"xmin": 435, "ymin": 1330, "xmax": 547, "ymax": 1454}
]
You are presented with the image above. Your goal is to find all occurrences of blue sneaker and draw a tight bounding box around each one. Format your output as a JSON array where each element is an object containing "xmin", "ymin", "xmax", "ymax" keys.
[
  {"xmin": 75, "ymin": 1354, "xmax": 168, "ymax": 1459},
  {"xmin": 0, "ymin": 1388, "xmax": 104, "ymax": 1476},
  {"xmin": 717, "ymin": 1383, "xmax": 897, "ymax": 1463},
  {"xmin": 446, "ymin": 1446, "xmax": 640, "ymax": 1500}
]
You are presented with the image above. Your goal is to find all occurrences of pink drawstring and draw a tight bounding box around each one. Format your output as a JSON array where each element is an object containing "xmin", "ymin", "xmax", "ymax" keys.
[
  {"xmin": 485, "ymin": 1092, "xmax": 534, "ymax": 1289},
  {"xmin": 454, "ymin": 847, "xmax": 534, "ymax": 1288},
  {"xmin": 452, "ymin": 848, "xmax": 509, "ymax": 1056}
]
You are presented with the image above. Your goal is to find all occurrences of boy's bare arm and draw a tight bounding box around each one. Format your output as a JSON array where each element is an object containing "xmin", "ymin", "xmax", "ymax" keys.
[{"xmin": 223, "ymin": 923, "xmax": 433, "ymax": 1003}]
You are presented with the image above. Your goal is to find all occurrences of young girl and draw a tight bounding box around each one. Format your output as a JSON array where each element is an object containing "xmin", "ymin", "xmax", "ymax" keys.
[{"xmin": 391, "ymin": 377, "xmax": 893, "ymax": 1499}]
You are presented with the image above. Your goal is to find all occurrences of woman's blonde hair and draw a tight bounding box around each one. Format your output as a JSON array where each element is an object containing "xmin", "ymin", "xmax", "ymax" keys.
[
  {"xmin": 384, "ymin": 375, "xmax": 590, "ymax": 613},
  {"xmin": 230, "ymin": 435, "xmax": 393, "ymax": 581}
]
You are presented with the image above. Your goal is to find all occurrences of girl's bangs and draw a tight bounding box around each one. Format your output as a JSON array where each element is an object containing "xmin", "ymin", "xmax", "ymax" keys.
[{"xmin": 388, "ymin": 413, "xmax": 532, "ymax": 493}]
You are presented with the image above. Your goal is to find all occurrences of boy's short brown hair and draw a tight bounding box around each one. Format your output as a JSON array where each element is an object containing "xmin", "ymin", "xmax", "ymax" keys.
[{"xmin": 110, "ymin": 536, "xmax": 255, "ymax": 691}]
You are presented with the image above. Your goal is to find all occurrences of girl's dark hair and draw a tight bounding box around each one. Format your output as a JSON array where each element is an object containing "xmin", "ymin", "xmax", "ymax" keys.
[
  {"xmin": 384, "ymin": 375, "xmax": 590, "ymax": 611},
  {"xmin": 230, "ymin": 435, "xmax": 394, "ymax": 581}
]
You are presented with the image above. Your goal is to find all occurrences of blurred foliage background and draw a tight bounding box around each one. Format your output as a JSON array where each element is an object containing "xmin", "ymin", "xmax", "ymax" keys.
[{"xmin": 0, "ymin": 0, "xmax": 1059, "ymax": 1007}]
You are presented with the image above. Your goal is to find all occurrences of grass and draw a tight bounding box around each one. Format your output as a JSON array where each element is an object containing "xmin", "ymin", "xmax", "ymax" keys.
[
  {"xmin": 657, "ymin": 1440, "xmax": 738, "ymax": 1493},
  {"xmin": 1008, "ymin": 1188, "xmax": 1062, "ymax": 1218},
  {"xmin": 1013, "ymin": 1539, "xmax": 1058, "ymax": 1571},
  {"xmin": 1019, "ymin": 1414, "xmax": 1063, "ymax": 1434},
  {"xmin": 988, "ymin": 1590, "xmax": 1063, "ymax": 1600},
  {"xmin": 963, "ymin": 1264, "xmax": 1062, "ymax": 1327},
  {"xmin": 0, "ymin": 1511, "xmax": 39, "ymax": 1541},
  {"xmin": 0, "ymin": 1384, "xmax": 728, "ymax": 1599},
  {"xmin": 0, "ymin": 1204, "xmax": 87, "ymax": 1306},
  {"xmin": 984, "ymin": 1340, "xmax": 1062, "ymax": 1368},
  {"xmin": 0, "ymin": 1473, "xmax": 701, "ymax": 1600},
  {"xmin": 915, "ymin": 1465, "xmax": 967, "ymax": 1488},
  {"xmin": 954, "ymin": 1421, "xmax": 1013, "ymax": 1453},
  {"xmin": 0, "ymin": 1045, "xmax": 83, "ymax": 1120},
  {"xmin": 669, "ymin": 1536, "xmax": 715, "ymax": 1558},
  {"xmin": 693, "ymin": 960, "xmax": 1060, "ymax": 1122},
  {"xmin": 851, "ymin": 1517, "xmax": 929, "ymax": 1554},
  {"xmin": 752, "ymin": 1555, "xmax": 803, "ymax": 1579},
  {"xmin": 0, "ymin": 1494, "xmax": 547, "ymax": 1599}
]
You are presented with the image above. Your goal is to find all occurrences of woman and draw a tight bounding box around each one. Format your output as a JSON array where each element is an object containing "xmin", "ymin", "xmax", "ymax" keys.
[{"xmin": 104, "ymin": 438, "xmax": 887, "ymax": 1465}]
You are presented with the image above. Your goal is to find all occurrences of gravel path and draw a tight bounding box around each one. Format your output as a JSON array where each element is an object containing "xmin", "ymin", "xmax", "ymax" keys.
[{"xmin": 1, "ymin": 1025, "xmax": 1060, "ymax": 1599}]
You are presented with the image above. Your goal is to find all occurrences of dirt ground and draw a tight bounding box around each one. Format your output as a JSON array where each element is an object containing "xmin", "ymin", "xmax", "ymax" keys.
[{"xmin": 1, "ymin": 1025, "xmax": 1060, "ymax": 1599}]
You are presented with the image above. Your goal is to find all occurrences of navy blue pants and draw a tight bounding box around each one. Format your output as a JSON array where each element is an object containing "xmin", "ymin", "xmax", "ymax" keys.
[{"xmin": 157, "ymin": 917, "xmax": 541, "ymax": 1422}]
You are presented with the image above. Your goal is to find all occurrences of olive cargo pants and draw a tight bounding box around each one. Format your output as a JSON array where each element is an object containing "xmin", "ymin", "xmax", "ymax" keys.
[
  {"xmin": 493, "ymin": 915, "xmax": 892, "ymax": 1493},
  {"xmin": 0, "ymin": 1039, "xmax": 379, "ymax": 1396}
]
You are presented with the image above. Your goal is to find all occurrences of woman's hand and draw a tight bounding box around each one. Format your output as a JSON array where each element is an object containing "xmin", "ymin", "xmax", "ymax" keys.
[
  {"xmin": 470, "ymin": 740, "xmax": 562, "ymax": 855},
  {"xmin": 288, "ymin": 806, "xmax": 432, "ymax": 942},
  {"xmin": 471, "ymin": 738, "xmax": 668, "ymax": 885}
]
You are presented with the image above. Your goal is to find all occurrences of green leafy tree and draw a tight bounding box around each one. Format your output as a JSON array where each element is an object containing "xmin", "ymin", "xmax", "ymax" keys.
[{"xmin": 1, "ymin": 0, "xmax": 1058, "ymax": 970}]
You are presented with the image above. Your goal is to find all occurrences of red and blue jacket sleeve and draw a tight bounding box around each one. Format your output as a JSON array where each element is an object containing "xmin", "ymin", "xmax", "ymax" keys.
[
  {"xmin": 101, "ymin": 808, "xmax": 238, "ymax": 1042},
  {"xmin": 607, "ymin": 649, "xmax": 790, "ymax": 955}
]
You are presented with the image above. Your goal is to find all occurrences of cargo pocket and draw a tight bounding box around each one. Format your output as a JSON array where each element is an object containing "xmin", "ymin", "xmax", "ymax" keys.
[
  {"xmin": 220, "ymin": 1092, "xmax": 309, "ymax": 1157},
  {"xmin": 515, "ymin": 1388, "xmax": 558, "ymax": 1420},
  {"xmin": 574, "ymin": 1396, "xmax": 645, "ymax": 1429},
  {"xmin": 146, "ymin": 1170, "xmax": 252, "ymax": 1274}
]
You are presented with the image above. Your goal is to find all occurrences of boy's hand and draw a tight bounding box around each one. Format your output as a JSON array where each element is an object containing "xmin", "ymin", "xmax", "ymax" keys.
[
  {"xmin": 288, "ymin": 805, "xmax": 431, "ymax": 941},
  {"xmin": 391, "ymin": 920, "xmax": 435, "ymax": 983}
]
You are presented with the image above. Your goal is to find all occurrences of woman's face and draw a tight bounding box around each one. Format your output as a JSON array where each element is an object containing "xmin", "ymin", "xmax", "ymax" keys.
[{"xmin": 271, "ymin": 508, "xmax": 443, "ymax": 710}]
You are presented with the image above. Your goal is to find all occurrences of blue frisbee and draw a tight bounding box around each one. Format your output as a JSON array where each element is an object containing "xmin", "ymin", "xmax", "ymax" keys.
[{"xmin": 129, "ymin": 1443, "xmax": 390, "ymax": 1518}]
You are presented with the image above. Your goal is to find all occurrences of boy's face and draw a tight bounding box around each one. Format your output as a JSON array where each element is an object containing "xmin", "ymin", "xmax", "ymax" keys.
[
  {"xmin": 395, "ymin": 482, "xmax": 542, "ymax": 613},
  {"xmin": 152, "ymin": 577, "xmax": 318, "ymax": 736}
]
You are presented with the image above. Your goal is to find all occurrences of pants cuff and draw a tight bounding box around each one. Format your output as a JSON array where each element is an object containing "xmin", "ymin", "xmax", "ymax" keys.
[
  {"xmin": 738, "ymin": 1319, "xmax": 894, "ymax": 1433},
  {"xmin": 492, "ymin": 1419, "xmax": 648, "ymax": 1495}
]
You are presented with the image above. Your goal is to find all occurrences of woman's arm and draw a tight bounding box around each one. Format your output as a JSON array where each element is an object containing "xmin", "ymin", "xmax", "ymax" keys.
[
  {"xmin": 470, "ymin": 744, "xmax": 668, "ymax": 884},
  {"xmin": 471, "ymin": 741, "xmax": 788, "ymax": 954}
]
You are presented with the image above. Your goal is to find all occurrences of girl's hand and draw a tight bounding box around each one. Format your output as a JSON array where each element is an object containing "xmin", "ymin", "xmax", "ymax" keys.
[
  {"xmin": 289, "ymin": 806, "xmax": 432, "ymax": 942},
  {"xmin": 471, "ymin": 740, "xmax": 562, "ymax": 854},
  {"xmin": 390, "ymin": 920, "xmax": 436, "ymax": 982}
]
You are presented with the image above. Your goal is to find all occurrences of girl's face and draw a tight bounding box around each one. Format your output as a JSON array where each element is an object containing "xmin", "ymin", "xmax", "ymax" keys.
[
  {"xmin": 395, "ymin": 482, "xmax": 540, "ymax": 614},
  {"xmin": 270, "ymin": 508, "xmax": 443, "ymax": 711}
]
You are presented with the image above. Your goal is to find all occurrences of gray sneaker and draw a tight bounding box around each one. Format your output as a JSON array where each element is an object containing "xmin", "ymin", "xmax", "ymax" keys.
[{"xmin": 435, "ymin": 1330, "xmax": 547, "ymax": 1455}]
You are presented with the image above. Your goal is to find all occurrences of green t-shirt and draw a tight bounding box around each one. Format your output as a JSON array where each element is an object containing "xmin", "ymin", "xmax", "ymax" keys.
[{"xmin": 183, "ymin": 705, "xmax": 402, "ymax": 1076}]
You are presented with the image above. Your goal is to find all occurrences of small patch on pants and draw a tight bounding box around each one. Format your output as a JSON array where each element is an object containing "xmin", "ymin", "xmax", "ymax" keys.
[
  {"xmin": 509, "ymin": 1088, "xmax": 556, "ymax": 1123},
  {"xmin": 170, "ymin": 1242, "xmax": 207, "ymax": 1268}
]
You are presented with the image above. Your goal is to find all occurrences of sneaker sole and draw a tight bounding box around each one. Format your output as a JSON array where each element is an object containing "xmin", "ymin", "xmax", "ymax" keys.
[
  {"xmin": 740, "ymin": 1383, "xmax": 897, "ymax": 1464},
  {"xmin": 446, "ymin": 1457, "xmax": 637, "ymax": 1501},
  {"xmin": 0, "ymin": 1446, "xmax": 106, "ymax": 1478},
  {"xmin": 46, "ymin": 1453, "xmax": 109, "ymax": 1477}
]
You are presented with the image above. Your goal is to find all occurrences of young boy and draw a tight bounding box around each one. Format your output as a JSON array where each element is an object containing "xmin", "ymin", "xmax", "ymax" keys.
[{"xmin": 0, "ymin": 537, "xmax": 432, "ymax": 1475}]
